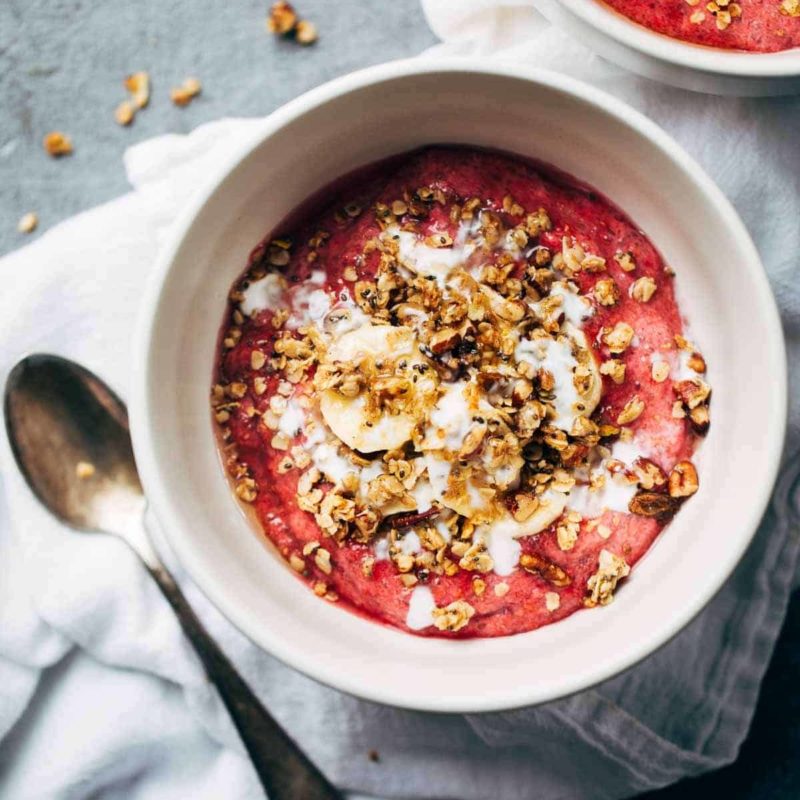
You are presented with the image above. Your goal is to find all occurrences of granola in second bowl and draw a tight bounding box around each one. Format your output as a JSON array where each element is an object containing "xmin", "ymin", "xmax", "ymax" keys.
[{"xmin": 601, "ymin": 0, "xmax": 800, "ymax": 52}]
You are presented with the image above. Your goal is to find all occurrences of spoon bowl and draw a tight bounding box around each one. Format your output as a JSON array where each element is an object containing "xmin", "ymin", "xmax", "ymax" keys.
[{"xmin": 4, "ymin": 354, "xmax": 143, "ymax": 534}]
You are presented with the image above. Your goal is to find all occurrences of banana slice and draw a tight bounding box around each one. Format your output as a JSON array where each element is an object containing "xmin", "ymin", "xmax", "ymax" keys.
[
  {"xmin": 423, "ymin": 452, "xmax": 495, "ymax": 518},
  {"xmin": 319, "ymin": 324, "xmax": 435, "ymax": 453},
  {"xmin": 478, "ymin": 489, "xmax": 568, "ymax": 576},
  {"xmin": 514, "ymin": 324, "xmax": 601, "ymax": 433}
]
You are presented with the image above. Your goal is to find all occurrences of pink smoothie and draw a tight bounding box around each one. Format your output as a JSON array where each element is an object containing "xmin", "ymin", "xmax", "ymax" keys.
[
  {"xmin": 213, "ymin": 147, "xmax": 707, "ymax": 639},
  {"xmin": 602, "ymin": 0, "xmax": 800, "ymax": 52}
]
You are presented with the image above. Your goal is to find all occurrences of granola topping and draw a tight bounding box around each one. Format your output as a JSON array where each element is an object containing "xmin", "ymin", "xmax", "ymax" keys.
[{"xmin": 213, "ymin": 147, "xmax": 710, "ymax": 639}]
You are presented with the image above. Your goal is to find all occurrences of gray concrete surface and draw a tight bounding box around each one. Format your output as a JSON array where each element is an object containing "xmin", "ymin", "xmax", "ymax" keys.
[{"xmin": 0, "ymin": 0, "xmax": 437, "ymax": 256}]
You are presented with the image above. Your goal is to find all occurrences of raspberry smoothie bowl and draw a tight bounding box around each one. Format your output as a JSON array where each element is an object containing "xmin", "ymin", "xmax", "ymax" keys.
[
  {"xmin": 133, "ymin": 61, "xmax": 784, "ymax": 710},
  {"xmin": 600, "ymin": 0, "xmax": 800, "ymax": 52},
  {"xmin": 212, "ymin": 147, "xmax": 711, "ymax": 639}
]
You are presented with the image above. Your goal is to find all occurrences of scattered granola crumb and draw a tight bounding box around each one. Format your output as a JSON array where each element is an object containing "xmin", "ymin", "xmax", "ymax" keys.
[
  {"xmin": 267, "ymin": 1, "xmax": 297, "ymax": 34},
  {"xmin": 267, "ymin": 2, "xmax": 318, "ymax": 44},
  {"xmin": 295, "ymin": 19, "xmax": 318, "ymax": 45},
  {"xmin": 432, "ymin": 599, "xmax": 475, "ymax": 632},
  {"xmin": 171, "ymin": 77, "xmax": 202, "ymax": 107},
  {"xmin": 585, "ymin": 549, "xmax": 630, "ymax": 607},
  {"xmin": 630, "ymin": 276, "xmax": 657, "ymax": 303},
  {"xmin": 43, "ymin": 131, "xmax": 73, "ymax": 157},
  {"xmin": 115, "ymin": 100, "xmax": 135, "ymax": 127},
  {"xmin": 124, "ymin": 71, "xmax": 151, "ymax": 109},
  {"xmin": 75, "ymin": 461, "xmax": 95, "ymax": 479},
  {"xmin": 17, "ymin": 212, "xmax": 38, "ymax": 234},
  {"xmin": 494, "ymin": 582, "xmax": 510, "ymax": 597}
]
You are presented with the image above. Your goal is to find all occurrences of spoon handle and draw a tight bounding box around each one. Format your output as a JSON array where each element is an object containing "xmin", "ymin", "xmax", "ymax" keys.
[{"xmin": 146, "ymin": 562, "xmax": 344, "ymax": 800}]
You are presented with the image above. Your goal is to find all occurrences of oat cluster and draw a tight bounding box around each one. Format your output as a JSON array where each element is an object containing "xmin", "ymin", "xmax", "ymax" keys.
[{"xmin": 213, "ymin": 181, "xmax": 709, "ymax": 626}]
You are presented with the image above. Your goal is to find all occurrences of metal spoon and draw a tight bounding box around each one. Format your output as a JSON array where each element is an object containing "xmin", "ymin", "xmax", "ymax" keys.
[{"xmin": 4, "ymin": 354, "xmax": 343, "ymax": 800}]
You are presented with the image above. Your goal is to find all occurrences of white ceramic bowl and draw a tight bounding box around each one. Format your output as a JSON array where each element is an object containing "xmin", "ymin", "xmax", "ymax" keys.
[
  {"xmin": 537, "ymin": 0, "xmax": 800, "ymax": 95},
  {"xmin": 131, "ymin": 59, "xmax": 786, "ymax": 713}
]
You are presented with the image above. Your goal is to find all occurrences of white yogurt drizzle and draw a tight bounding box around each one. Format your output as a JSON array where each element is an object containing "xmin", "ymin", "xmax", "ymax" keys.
[
  {"xmin": 515, "ymin": 336, "xmax": 582, "ymax": 432},
  {"xmin": 406, "ymin": 585, "xmax": 436, "ymax": 630}
]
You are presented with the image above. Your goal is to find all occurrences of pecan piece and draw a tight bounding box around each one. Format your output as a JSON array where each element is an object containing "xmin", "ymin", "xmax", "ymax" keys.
[
  {"xmin": 689, "ymin": 404, "xmax": 710, "ymax": 436},
  {"xmin": 628, "ymin": 491, "xmax": 680, "ymax": 519},
  {"xmin": 669, "ymin": 460, "xmax": 699, "ymax": 498},
  {"xmin": 520, "ymin": 553, "xmax": 572, "ymax": 587},
  {"xmin": 673, "ymin": 379, "xmax": 711, "ymax": 410},
  {"xmin": 429, "ymin": 326, "xmax": 462, "ymax": 354}
]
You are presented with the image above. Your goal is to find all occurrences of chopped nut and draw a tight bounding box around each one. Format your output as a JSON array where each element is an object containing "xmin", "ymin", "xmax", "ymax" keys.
[
  {"xmin": 689, "ymin": 404, "xmax": 710, "ymax": 435},
  {"xmin": 254, "ymin": 376, "xmax": 267, "ymax": 395},
  {"xmin": 343, "ymin": 265, "xmax": 358, "ymax": 282},
  {"xmin": 602, "ymin": 322, "xmax": 635, "ymax": 354},
  {"xmin": 630, "ymin": 277, "xmax": 657, "ymax": 303},
  {"xmin": 512, "ymin": 492, "xmax": 539, "ymax": 522},
  {"xmin": 43, "ymin": 131, "xmax": 73, "ymax": 157},
  {"xmin": 585, "ymin": 549, "xmax": 630, "ymax": 607},
  {"xmin": 594, "ymin": 278, "xmax": 620, "ymax": 306},
  {"xmin": 545, "ymin": 592, "xmax": 560, "ymax": 612},
  {"xmin": 632, "ymin": 458, "xmax": 667, "ymax": 490},
  {"xmin": 295, "ymin": 19, "xmax": 318, "ymax": 44},
  {"xmin": 267, "ymin": 1, "xmax": 298, "ymax": 33},
  {"xmin": 687, "ymin": 352, "xmax": 707, "ymax": 374},
  {"xmin": 520, "ymin": 552, "xmax": 571, "ymax": 587},
  {"xmin": 17, "ymin": 212, "xmax": 38, "ymax": 234},
  {"xmin": 674, "ymin": 379, "xmax": 711, "ymax": 410},
  {"xmin": 672, "ymin": 400, "xmax": 687, "ymax": 419},
  {"xmin": 276, "ymin": 456, "xmax": 294, "ymax": 474},
  {"xmin": 614, "ymin": 251, "xmax": 636, "ymax": 272},
  {"xmin": 556, "ymin": 512, "xmax": 581, "ymax": 551},
  {"xmin": 432, "ymin": 600, "xmax": 475, "ymax": 632},
  {"xmin": 314, "ymin": 547, "xmax": 333, "ymax": 574},
  {"xmin": 629, "ymin": 491, "xmax": 680, "ymax": 519},
  {"xmin": 235, "ymin": 477, "xmax": 257, "ymax": 503},
  {"xmin": 617, "ymin": 396, "xmax": 645, "ymax": 425},
  {"xmin": 473, "ymin": 578, "xmax": 486, "ymax": 596},
  {"xmin": 251, "ymin": 350, "xmax": 267, "ymax": 370},
  {"xmin": 600, "ymin": 359, "xmax": 626, "ymax": 385},
  {"xmin": 114, "ymin": 100, "xmax": 135, "ymax": 126},
  {"xmin": 494, "ymin": 582, "xmax": 510, "ymax": 597},
  {"xmin": 171, "ymin": 77, "xmax": 202, "ymax": 107},
  {"xmin": 271, "ymin": 432, "xmax": 291, "ymax": 450},
  {"xmin": 124, "ymin": 71, "xmax": 151, "ymax": 109},
  {"xmin": 289, "ymin": 554, "xmax": 305, "ymax": 572},
  {"xmin": 75, "ymin": 461, "xmax": 95, "ymax": 479},
  {"xmin": 429, "ymin": 327, "xmax": 461, "ymax": 354},
  {"xmin": 668, "ymin": 460, "xmax": 699, "ymax": 498}
]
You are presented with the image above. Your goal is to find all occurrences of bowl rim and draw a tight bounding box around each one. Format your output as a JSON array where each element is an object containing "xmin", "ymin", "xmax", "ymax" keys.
[
  {"xmin": 130, "ymin": 57, "xmax": 787, "ymax": 713},
  {"xmin": 557, "ymin": 0, "xmax": 800, "ymax": 77}
]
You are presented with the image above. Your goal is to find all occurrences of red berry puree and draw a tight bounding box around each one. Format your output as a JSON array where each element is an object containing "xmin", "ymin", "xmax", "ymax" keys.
[
  {"xmin": 212, "ymin": 147, "xmax": 710, "ymax": 639},
  {"xmin": 601, "ymin": 0, "xmax": 800, "ymax": 52}
]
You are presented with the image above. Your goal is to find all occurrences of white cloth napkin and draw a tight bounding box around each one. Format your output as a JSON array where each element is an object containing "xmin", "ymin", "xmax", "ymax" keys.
[{"xmin": 1, "ymin": 6, "xmax": 800, "ymax": 797}]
